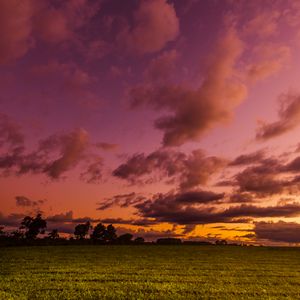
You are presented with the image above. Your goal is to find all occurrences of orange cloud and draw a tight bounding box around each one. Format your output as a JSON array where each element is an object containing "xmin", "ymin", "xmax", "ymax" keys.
[
  {"xmin": 256, "ymin": 93, "xmax": 300, "ymax": 140},
  {"xmin": 118, "ymin": 0, "xmax": 179, "ymax": 54}
]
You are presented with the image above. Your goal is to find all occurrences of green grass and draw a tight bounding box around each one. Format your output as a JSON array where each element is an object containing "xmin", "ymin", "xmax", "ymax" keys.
[{"xmin": 0, "ymin": 245, "xmax": 300, "ymax": 299}]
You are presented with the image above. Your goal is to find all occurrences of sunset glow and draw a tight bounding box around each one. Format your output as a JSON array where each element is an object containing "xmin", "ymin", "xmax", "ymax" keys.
[{"xmin": 2, "ymin": 0, "xmax": 300, "ymax": 245}]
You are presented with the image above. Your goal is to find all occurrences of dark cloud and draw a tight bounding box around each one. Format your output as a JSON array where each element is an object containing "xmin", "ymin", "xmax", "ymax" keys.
[
  {"xmin": 232, "ymin": 158, "xmax": 288, "ymax": 196},
  {"xmin": 15, "ymin": 196, "xmax": 45, "ymax": 207},
  {"xmin": 228, "ymin": 193, "xmax": 255, "ymax": 203},
  {"xmin": 256, "ymin": 93, "xmax": 300, "ymax": 140},
  {"xmin": 135, "ymin": 191, "xmax": 300, "ymax": 224},
  {"xmin": 80, "ymin": 158, "xmax": 103, "ymax": 184},
  {"xmin": 113, "ymin": 149, "xmax": 226, "ymax": 190},
  {"xmin": 117, "ymin": 0, "xmax": 179, "ymax": 54},
  {"xmin": 101, "ymin": 218, "xmax": 156, "ymax": 227},
  {"xmin": 254, "ymin": 221, "xmax": 300, "ymax": 243},
  {"xmin": 0, "ymin": 212, "xmax": 25, "ymax": 227},
  {"xmin": 97, "ymin": 193, "xmax": 146, "ymax": 210},
  {"xmin": 0, "ymin": 118, "xmax": 106, "ymax": 182},
  {"xmin": 42, "ymin": 128, "xmax": 90, "ymax": 179},
  {"xmin": 229, "ymin": 150, "xmax": 265, "ymax": 166},
  {"xmin": 130, "ymin": 29, "xmax": 247, "ymax": 146},
  {"xmin": 284, "ymin": 156, "xmax": 300, "ymax": 172}
]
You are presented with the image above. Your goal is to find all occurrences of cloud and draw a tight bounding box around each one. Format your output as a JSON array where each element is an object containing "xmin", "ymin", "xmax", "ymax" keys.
[
  {"xmin": 229, "ymin": 150, "xmax": 265, "ymax": 166},
  {"xmin": 228, "ymin": 152, "xmax": 300, "ymax": 196},
  {"xmin": 0, "ymin": 113, "xmax": 24, "ymax": 149},
  {"xmin": 246, "ymin": 45, "xmax": 290, "ymax": 82},
  {"xmin": 256, "ymin": 93, "xmax": 300, "ymax": 140},
  {"xmin": 15, "ymin": 196, "xmax": 45, "ymax": 207},
  {"xmin": 0, "ymin": 0, "xmax": 102, "ymax": 64},
  {"xmin": 234, "ymin": 164, "xmax": 284, "ymax": 196},
  {"xmin": 0, "ymin": 0, "xmax": 34, "ymax": 64},
  {"xmin": 0, "ymin": 212, "xmax": 25, "ymax": 227},
  {"xmin": 228, "ymin": 193, "xmax": 254, "ymax": 203},
  {"xmin": 97, "ymin": 192, "xmax": 146, "ymax": 210},
  {"xmin": 80, "ymin": 158, "xmax": 103, "ymax": 184},
  {"xmin": 118, "ymin": 0, "xmax": 179, "ymax": 54},
  {"xmin": 130, "ymin": 28, "xmax": 247, "ymax": 146},
  {"xmin": 135, "ymin": 194, "xmax": 300, "ymax": 225},
  {"xmin": 43, "ymin": 128, "xmax": 89, "ymax": 179},
  {"xmin": 95, "ymin": 142, "xmax": 119, "ymax": 151},
  {"xmin": 254, "ymin": 221, "xmax": 300, "ymax": 243},
  {"xmin": 0, "ymin": 119, "xmax": 105, "ymax": 181},
  {"xmin": 243, "ymin": 11, "xmax": 280, "ymax": 38},
  {"xmin": 113, "ymin": 149, "xmax": 226, "ymax": 190},
  {"xmin": 144, "ymin": 50, "xmax": 178, "ymax": 83},
  {"xmin": 283, "ymin": 156, "xmax": 300, "ymax": 173}
]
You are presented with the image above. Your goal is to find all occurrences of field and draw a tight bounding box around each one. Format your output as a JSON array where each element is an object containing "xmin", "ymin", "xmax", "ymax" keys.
[{"xmin": 0, "ymin": 245, "xmax": 300, "ymax": 299}]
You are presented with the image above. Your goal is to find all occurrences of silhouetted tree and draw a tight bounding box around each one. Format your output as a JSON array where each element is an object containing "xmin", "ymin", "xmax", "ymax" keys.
[
  {"xmin": 10, "ymin": 229, "xmax": 24, "ymax": 239},
  {"xmin": 134, "ymin": 237, "xmax": 145, "ymax": 244},
  {"xmin": 91, "ymin": 223, "xmax": 106, "ymax": 241},
  {"xmin": 20, "ymin": 214, "xmax": 47, "ymax": 239},
  {"xmin": 104, "ymin": 224, "xmax": 117, "ymax": 242},
  {"xmin": 74, "ymin": 221, "xmax": 91, "ymax": 239},
  {"xmin": 117, "ymin": 233, "xmax": 133, "ymax": 244},
  {"xmin": 48, "ymin": 229, "xmax": 59, "ymax": 240}
]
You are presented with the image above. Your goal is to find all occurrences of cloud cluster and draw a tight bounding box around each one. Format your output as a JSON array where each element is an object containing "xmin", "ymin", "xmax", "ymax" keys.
[
  {"xmin": 0, "ymin": 0, "xmax": 102, "ymax": 64},
  {"xmin": 15, "ymin": 196, "xmax": 45, "ymax": 207},
  {"xmin": 256, "ymin": 93, "xmax": 300, "ymax": 140},
  {"xmin": 130, "ymin": 28, "xmax": 247, "ymax": 146},
  {"xmin": 254, "ymin": 221, "xmax": 300, "ymax": 243},
  {"xmin": 97, "ymin": 192, "xmax": 146, "ymax": 210},
  {"xmin": 113, "ymin": 148, "xmax": 226, "ymax": 190},
  {"xmin": 228, "ymin": 150, "xmax": 300, "ymax": 196},
  {"xmin": 118, "ymin": 0, "xmax": 179, "ymax": 54},
  {"xmin": 0, "ymin": 114, "xmax": 105, "ymax": 182},
  {"xmin": 135, "ymin": 193, "xmax": 300, "ymax": 225},
  {"xmin": 229, "ymin": 150, "xmax": 265, "ymax": 166},
  {"xmin": 0, "ymin": 0, "xmax": 179, "ymax": 65}
]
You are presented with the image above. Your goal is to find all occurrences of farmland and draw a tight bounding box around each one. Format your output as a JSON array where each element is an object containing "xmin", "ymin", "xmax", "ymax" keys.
[{"xmin": 0, "ymin": 245, "xmax": 300, "ymax": 299}]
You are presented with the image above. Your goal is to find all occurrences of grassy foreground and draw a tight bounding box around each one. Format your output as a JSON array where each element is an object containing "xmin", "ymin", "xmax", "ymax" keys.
[{"xmin": 0, "ymin": 245, "xmax": 300, "ymax": 299}]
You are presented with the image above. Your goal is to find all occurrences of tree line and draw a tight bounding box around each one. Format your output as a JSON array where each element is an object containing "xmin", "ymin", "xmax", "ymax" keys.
[
  {"xmin": 0, "ymin": 213, "xmax": 236, "ymax": 247},
  {"xmin": 0, "ymin": 213, "xmax": 145, "ymax": 246}
]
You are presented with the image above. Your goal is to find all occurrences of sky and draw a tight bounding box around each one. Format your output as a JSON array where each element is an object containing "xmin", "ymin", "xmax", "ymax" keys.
[{"xmin": 1, "ymin": 0, "xmax": 300, "ymax": 245}]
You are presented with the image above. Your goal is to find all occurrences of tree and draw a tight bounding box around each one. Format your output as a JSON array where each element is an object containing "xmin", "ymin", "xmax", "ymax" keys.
[
  {"xmin": 10, "ymin": 229, "xmax": 24, "ymax": 239},
  {"xmin": 134, "ymin": 237, "xmax": 145, "ymax": 244},
  {"xmin": 48, "ymin": 229, "xmax": 59, "ymax": 240},
  {"xmin": 20, "ymin": 214, "xmax": 47, "ymax": 239},
  {"xmin": 74, "ymin": 221, "xmax": 91, "ymax": 239},
  {"xmin": 91, "ymin": 223, "xmax": 106, "ymax": 241},
  {"xmin": 117, "ymin": 233, "xmax": 133, "ymax": 244},
  {"xmin": 104, "ymin": 224, "xmax": 117, "ymax": 243}
]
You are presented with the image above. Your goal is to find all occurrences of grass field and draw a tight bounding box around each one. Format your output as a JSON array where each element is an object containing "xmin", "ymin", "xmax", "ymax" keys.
[{"xmin": 0, "ymin": 245, "xmax": 300, "ymax": 299}]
